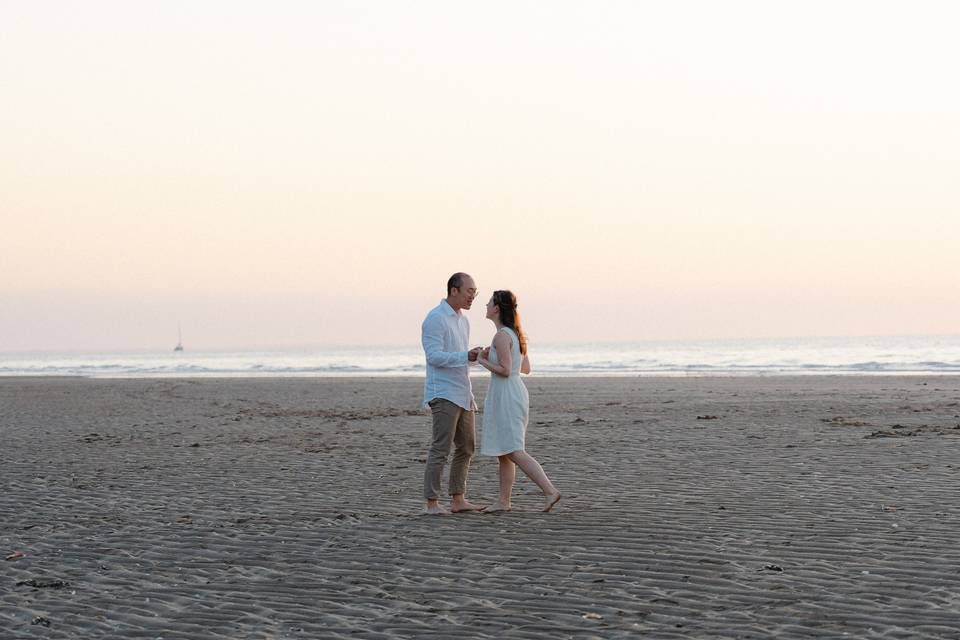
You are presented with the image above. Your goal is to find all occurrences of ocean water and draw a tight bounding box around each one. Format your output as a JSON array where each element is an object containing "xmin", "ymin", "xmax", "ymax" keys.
[{"xmin": 2, "ymin": 335, "xmax": 960, "ymax": 378}]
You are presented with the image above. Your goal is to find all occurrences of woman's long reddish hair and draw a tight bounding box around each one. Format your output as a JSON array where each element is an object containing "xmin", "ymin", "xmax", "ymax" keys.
[{"xmin": 493, "ymin": 290, "xmax": 528, "ymax": 355}]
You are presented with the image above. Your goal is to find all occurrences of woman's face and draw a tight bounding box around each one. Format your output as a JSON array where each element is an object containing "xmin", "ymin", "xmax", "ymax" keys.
[{"xmin": 485, "ymin": 297, "xmax": 498, "ymax": 320}]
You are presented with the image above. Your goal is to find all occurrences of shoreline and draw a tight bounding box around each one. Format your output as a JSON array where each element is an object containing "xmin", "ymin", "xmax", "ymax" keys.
[{"xmin": 4, "ymin": 371, "xmax": 960, "ymax": 381}]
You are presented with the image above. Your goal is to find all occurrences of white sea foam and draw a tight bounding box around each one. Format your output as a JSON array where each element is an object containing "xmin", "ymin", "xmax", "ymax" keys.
[{"xmin": 2, "ymin": 335, "xmax": 960, "ymax": 377}]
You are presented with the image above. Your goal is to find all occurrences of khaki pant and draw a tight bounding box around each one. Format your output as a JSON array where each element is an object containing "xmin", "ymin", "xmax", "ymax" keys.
[{"xmin": 423, "ymin": 398, "xmax": 476, "ymax": 501}]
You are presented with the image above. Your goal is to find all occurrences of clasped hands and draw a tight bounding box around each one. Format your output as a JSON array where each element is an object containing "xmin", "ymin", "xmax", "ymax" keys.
[{"xmin": 468, "ymin": 346, "xmax": 490, "ymax": 363}]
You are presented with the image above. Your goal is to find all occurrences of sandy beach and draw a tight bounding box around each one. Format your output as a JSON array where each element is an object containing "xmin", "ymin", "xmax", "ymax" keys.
[{"xmin": 2, "ymin": 376, "xmax": 960, "ymax": 638}]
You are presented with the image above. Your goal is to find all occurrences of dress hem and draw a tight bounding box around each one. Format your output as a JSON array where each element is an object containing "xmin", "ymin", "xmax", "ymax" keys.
[{"xmin": 479, "ymin": 447, "xmax": 523, "ymax": 457}]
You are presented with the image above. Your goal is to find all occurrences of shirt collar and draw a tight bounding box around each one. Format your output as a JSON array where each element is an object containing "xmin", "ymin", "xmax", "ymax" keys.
[{"xmin": 441, "ymin": 299, "xmax": 460, "ymax": 316}]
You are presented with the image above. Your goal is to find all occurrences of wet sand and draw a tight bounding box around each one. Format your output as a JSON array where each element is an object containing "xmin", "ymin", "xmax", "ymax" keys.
[{"xmin": 2, "ymin": 376, "xmax": 960, "ymax": 638}]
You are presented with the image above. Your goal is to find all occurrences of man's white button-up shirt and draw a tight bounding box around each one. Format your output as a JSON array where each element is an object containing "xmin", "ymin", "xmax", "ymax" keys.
[{"xmin": 421, "ymin": 299, "xmax": 476, "ymax": 410}]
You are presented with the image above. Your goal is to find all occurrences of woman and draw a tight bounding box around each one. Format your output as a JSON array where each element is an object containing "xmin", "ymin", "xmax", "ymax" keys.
[{"xmin": 477, "ymin": 290, "xmax": 561, "ymax": 512}]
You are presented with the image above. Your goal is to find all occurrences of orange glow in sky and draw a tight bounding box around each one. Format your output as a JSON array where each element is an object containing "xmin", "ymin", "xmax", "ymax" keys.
[{"xmin": 2, "ymin": 2, "xmax": 958, "ymax": 350}]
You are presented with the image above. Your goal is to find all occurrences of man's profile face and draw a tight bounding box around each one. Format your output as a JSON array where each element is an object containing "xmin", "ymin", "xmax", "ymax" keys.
[{"xmin": 451, "ymin": 276, "xmax": 477, "ymax": 310}]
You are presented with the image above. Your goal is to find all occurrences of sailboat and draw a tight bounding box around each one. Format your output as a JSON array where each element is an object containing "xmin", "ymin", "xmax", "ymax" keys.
[{"xmin": 174, "ymin": 324, "xmax": 184, "ymax": 352}]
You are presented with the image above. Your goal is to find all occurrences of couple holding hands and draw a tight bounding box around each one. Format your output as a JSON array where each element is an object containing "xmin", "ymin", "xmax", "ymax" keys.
[{"xmin": 421, "ymin": 272, "xmax": 561, "ymax": 515}]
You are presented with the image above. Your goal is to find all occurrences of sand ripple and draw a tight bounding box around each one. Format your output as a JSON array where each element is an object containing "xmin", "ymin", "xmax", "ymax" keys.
[{"xmin": 3, "ymin": 377, "xmax": 960, "ymax": 638}]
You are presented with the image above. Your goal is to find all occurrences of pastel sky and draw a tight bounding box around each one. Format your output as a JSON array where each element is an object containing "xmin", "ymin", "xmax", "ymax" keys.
[{"xmin": 2, "ymin": 1, "xmax": 958, "ymax": 351}]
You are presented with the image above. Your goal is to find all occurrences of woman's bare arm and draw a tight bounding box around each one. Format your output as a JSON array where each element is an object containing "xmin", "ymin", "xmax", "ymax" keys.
[{"xmin": 478, "ymin": 331, "xmax": 513, "ymax": 377}]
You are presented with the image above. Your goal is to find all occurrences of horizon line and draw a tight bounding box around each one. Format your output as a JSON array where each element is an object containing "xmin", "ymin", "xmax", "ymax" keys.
[{"xmin": 3, "ymin": 332, "xmax": 960, "ymax": 356}]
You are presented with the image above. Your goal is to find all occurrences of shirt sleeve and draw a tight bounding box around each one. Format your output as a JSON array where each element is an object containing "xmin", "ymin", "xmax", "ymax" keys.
[{"xmin": 422, "ymin": 315, "xmax": 468, "ymax": 368}]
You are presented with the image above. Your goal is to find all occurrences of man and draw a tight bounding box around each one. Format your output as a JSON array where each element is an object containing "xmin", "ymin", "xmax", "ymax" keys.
[{"xmin": 421, "ymin": 272, "xmax": 485, "ymax": 515}]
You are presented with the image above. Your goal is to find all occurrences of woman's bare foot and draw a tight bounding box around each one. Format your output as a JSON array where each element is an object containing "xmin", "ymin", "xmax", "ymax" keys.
[
  {"xmin": 543, "ymin": 492, "xmax": 561, "ymax": 512},
  {"xmin": 484, "ymin": 501, "xmax": 512, "ymax": 513}
]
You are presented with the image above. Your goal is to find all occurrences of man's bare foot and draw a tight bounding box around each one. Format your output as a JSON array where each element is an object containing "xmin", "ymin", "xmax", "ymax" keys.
[
  {"xmin": 543, "ymin": 492, "xmax": 562, "ymax": 512},
  {"xmin": 424, "ymin": 502, "xmax": 450, "ymax": 516},
  {"xmin": 450, "ymin": 498, "xmax": 485, "ymax": 513},
  {"xmin": 484, "ymin": 501, "xmax": 512, "ymax": 514}
]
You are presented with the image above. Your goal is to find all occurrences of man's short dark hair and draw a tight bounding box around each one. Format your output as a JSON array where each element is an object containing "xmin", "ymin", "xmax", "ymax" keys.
[{"xmin": 447, "ymin": 272, "xmax": 469, "ymax": 295}]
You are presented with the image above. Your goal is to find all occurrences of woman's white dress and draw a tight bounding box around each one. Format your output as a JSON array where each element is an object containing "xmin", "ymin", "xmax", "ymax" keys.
[{"xmin": 480, "ymin": 327, "xmax": 529, "ymax": 456}]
